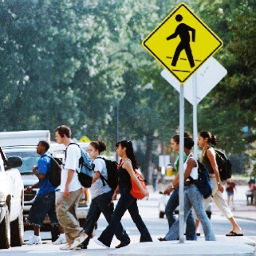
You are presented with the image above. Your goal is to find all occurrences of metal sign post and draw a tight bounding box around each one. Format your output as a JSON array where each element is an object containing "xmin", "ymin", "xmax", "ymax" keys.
[
  {"xmin": 161, "ymin": 58, "xmax": 227, "ymax": 244},
  {"xmin": 179, "ymin": 83, "xmax": 185, "ymax": 243},
  {"xmin": 193, "ymin": 74, "xmax": 198, "ymax": 160},
  {"xmin": 142, "ymin": 1, "xmax": 225, "ymax": 245}
]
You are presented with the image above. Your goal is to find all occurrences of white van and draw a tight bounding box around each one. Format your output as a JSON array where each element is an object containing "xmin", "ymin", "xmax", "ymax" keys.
[
  {"xmin": 1, "ymin": 131, "xmax": 91, "ymax": 230},
  {"xmin": 0, "ymin": 130, "xmax": 50, "ymax": 148}
]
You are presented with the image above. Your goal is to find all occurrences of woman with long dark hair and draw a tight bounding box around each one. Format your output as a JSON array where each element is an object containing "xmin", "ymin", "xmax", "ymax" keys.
[
  {"xmin": 69, "ymin": 141, "xmax": 130, "ymax": 250},
  {"xmin": 95, "ymin": 140, "xmax": 152, "ymax": 247},
  {"xmin": 198, "ymin": 131, "xmax": 243, "ymax": 236}
]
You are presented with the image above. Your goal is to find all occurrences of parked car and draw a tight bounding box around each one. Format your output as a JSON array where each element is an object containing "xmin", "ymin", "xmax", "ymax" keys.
[
  {"xmin": 0, "ymin": 147, "xmax": 24, "ymax": 249},
  {"xmin": 3, "ymin": 142, "xmax": 91, "ymax": 230}
]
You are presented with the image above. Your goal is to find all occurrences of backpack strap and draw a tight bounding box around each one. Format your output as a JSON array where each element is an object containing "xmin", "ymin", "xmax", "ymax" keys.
[
  {"xmin": 204, "ymin": 146, "xmax": 216, "ymax": 157},
  {"xmin": 95, "ymin": 156, "xmax": 116, "ymax": 187},
  {"xmin": 95, "ymin": 156, "xmax": 109, "ymax": 187},
  {"xmin": 45, "ymin": 154, "xmax": 53, "ymax": 176},
  {"xmin": 65, "ymin": 142, "xmax": 80, "ymax": 160},
  {"xmin": 64, "ymin": 142, "xmax": 85, "ymax": 176}
]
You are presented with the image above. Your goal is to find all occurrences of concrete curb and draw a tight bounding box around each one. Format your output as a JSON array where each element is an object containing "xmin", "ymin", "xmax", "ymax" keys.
[
  {"xmin": 212, "ymin": 212, "xmax": 256, "ymax": 222},
  {"xmin": 234, "ymin": 215, "xmax": 256, "ymax": 222},
  {"xmin": 107, "ymin": 237, "xmax": 256, "ymax": 256}
]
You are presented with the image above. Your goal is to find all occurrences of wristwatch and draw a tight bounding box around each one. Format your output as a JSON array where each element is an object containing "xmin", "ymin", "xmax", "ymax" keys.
[
  {"xmin": 217, "ymin": 181, "xmax": 221, "ymax": 185},
  {"xmin": 170, "ymin": 184, "xmax": 175, "ymax": 189}
]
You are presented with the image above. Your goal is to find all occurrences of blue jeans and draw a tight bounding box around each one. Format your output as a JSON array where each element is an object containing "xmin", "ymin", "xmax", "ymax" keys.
[
  {"xmin": 153, "ymin": 180, "xmax": 157, "ymax": 192},
  {"xmin": 27, "ymin": 191, "xmax": 58, "ymax": 227},
  {"xmin": 165, "ymin": 188, "xmax": 196, "ymax": 240},
  {"xmin": 165, "ymin": 184, "xmax": 216, "ymax": 241},
  {"xmin": 82, "ymin": 191, "xmax": 129, "ymax": 247},
  {"xmin": 98, "ymin": 188, "xmax": 152, "ymax": 247}
]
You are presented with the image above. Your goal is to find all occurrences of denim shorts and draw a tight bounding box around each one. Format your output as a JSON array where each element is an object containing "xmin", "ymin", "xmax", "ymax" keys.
[
  {"xmin": 27, "ymin": 191, "xmax": 58, "ymax": 227},
  {"xmin": 227, "ymin": 191, "xmax": 234, "ymax": 197}
]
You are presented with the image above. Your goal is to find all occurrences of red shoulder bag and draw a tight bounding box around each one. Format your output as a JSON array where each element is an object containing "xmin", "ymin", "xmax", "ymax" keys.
[{"xmin": 130, "ymin": 170, "xmax": 147, "ymax": 200}]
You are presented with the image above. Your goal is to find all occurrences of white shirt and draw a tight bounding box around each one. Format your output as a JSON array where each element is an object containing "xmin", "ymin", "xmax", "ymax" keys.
[
  {"xmin": 184, "ymin": 153, "xmax": 198, "ymax": 181},
  {"xmin": 90, "ymin": 157, "xmax": 111, "ymax": 199},
  {"xmin": 60, "ymin": 144, "xmax": 82, "ymax": 192}
]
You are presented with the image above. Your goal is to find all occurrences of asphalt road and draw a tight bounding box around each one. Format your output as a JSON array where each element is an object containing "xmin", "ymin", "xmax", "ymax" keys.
[{"xmin": 0, "ymin": 192, "xmax": 255, "ymax": 256}]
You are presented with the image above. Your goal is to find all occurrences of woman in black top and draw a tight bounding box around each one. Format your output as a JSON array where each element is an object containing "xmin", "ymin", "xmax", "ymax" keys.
[
  {"xmin": 95, "ymin": 140, "xmax": 152, "ymax": 247},
  {"xmin": 198, "ymin": 131, "xmax": 243, "ymax": 236}
]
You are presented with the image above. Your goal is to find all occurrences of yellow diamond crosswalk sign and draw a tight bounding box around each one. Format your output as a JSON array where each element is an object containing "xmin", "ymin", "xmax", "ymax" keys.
[{"xmin": 142, "ymin": 3, "xmax": 223, "ymax": 83}]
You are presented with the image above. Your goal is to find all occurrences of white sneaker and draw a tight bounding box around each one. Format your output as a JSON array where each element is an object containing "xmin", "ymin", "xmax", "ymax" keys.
[
  {"xmin": 94, "ymin": 238, "xmax": 109, "ymax": 248},
  {"xmin": 26, "ymin": 235, "xmax": 42, "ymax": 245},
  {"xmin": 69, "ymin": 233, "xmax": 88, "ymax": 250},
  {"xmin": 53, "ymin": 234, "xmax": 67, "ymax": 245},
  {"xmin": 59, "ymin": 243, "xmax": 71, "ymax": 250}
]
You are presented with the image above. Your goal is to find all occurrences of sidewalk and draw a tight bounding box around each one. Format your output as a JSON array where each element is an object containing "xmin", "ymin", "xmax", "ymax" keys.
[
  {"xmin": 108, "ymin": 236, "xmax": 256, "ymax": 256},
  {"xmin": 215, "ymin": 185, "xmax": 256, "ymax": 221},
  {"xmin": 232, "ymin": 201, "xmax": 256, "ymax": 221}
]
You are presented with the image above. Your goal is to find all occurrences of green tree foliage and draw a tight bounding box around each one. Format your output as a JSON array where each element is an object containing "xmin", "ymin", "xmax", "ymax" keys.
[
  {"xmin": 192, "ymin": 0, "xmax": 256, "ymax": 146},
  {"xmin": 0, "ymin": 0, "xmax": 255, "ymax": 176}
]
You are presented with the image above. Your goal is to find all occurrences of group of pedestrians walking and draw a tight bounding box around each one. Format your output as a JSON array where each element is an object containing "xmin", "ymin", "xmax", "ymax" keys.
[
  {"xmin": 160, "ymin": 131, "xmax": 243, "ymax": 242},
  {"xmin": 26, "ymin": 125, "xmax": 151, "ymax": 250},
  {"xmin": 25, "ymin": 124, "xmax": 243, "ymax": 250}
]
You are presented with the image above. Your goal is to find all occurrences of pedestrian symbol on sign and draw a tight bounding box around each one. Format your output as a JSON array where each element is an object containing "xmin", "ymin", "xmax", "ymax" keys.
[
  {"xmin": 167, "ymin": 14, "xmax": 195, "ymax": 69},
  {"xmin": 142, "ymin": 3, "xmax": 223, "ymax": 83}
]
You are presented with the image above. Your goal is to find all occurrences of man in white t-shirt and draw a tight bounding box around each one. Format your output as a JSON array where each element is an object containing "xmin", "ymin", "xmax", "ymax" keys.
[{"xmin": 55, "ymin": 125, "xmax": 86, "ymax": 250}]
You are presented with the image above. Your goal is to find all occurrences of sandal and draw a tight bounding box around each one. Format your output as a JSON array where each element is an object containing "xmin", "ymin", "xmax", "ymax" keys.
[{"xmin": 226, "ymin": 231, "xmax": 244, "ymax": 236}]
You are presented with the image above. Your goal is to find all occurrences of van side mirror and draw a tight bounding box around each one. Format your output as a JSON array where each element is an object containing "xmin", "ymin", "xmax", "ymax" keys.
[{"xmin": 5, "ymin": 157, "xmax": 22, "ymax": 170}]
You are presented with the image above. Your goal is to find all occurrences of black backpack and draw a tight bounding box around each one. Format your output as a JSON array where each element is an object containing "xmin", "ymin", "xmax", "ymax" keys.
[
  {"xmin": 97, "ymin": 157, "xmax": 118, "ymax": 190},
  {"xmin": 215, "ymin": 149, "xmax": 232, "ymax": 181},
  {"xmin": 48, "ymin": 157, "xmax": 62, "ymax": 187},
  {"xmin": 194, "ymin": 161, "xmax": 213, "ymax": 199},
  {"xmin": 65, "ymin": 143, "xmax": 94, "ymax": 188}
]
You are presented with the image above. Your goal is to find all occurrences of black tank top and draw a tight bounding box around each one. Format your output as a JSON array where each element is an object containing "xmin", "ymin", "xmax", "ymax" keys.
[
  {"xmin": 118, "ymin": 163, "xmax": 132, "ymax": 191},
  {"xmin": 202, "ymin": 147, "xmax": 214, "ymax": 174}
]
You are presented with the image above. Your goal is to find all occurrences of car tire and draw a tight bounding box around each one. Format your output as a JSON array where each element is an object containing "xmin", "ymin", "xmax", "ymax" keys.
[
  {"xmin": 0, "ymin": 207, "xmax": 11, "ymax": 249},
  {"xmin": 159, "ymin": 211, "xmax": 165, "ymax": 219},
  {"xmin": 11, "ymin": 209, "xmax": 24, "ymax": 247}
]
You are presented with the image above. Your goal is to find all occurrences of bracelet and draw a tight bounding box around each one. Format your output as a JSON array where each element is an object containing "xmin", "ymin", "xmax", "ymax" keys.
[
  {"xmin": 217, "ymin": 182, "xmax": 221, "ymax": 185},
  {"xmin": 170, "ymin": 184, "xmax": 175, "ymax": 189}
]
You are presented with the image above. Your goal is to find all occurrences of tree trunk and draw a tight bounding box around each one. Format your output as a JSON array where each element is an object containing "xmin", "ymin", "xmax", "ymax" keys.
[{"xmin": 142, "ymin": 131, "xmax": 154, "ymax": 184}]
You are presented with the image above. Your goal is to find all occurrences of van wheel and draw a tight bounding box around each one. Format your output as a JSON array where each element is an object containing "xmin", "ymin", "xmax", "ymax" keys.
[
  {"xmin": 0, "ymin": 207, "xmax": 11, "ymax": 249},
  {"xmin": 11, "ymin": 209, "xmax": 24, "ymax": 247},
  {"xmin": 159, "ymin": 211, "xmax": 165, "ymax": 219}
]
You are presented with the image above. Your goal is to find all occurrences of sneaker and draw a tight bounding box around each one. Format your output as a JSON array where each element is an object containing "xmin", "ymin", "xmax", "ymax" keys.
[
  {"xmin": 59, "ymin": 243, "xmax": 71, "ymax": 250},
  {"xmin": 53, "ymin": 233, "xmax": 67, "ymax": 245},
  {"xmin": 26, "ymin": 235, "xmax": 42, "ymax": 245},
  {"xmin": 94, "ymin": 238, "xmax": 109, "ymax": 248},
  {"xmin": 69, "ymin": 233, "xmax": 88, "ymax": 250}
]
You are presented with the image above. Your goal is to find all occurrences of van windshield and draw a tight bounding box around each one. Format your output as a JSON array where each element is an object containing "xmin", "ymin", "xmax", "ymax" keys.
[{"xmin": 5, "ymin": 152, "xmax": 40, "ymax": 174}]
